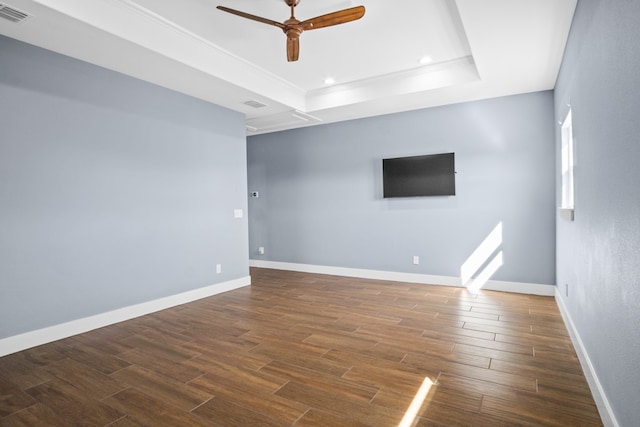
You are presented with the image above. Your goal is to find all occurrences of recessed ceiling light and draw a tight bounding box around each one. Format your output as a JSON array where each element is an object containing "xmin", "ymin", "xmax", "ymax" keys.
[
  {"xmin": 324, "ymin": 77, "xmax": 335, "ymax": 85},
  {"xmin": 419, "ymin": 56, "xmax": 433, "ymax": 64}
]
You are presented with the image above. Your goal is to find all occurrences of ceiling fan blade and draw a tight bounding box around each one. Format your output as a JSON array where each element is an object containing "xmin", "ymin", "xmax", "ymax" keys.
[
  {"xmin": 217, "ymin": 6, "xmax": 285, "ymax": 29},
  {"xmin": 300, "ymin": 6, "xmax": 365, "ymax": 31},
  {"xmin": 287, "ymin": 37, "xmax": 300, "ymax": 62}
]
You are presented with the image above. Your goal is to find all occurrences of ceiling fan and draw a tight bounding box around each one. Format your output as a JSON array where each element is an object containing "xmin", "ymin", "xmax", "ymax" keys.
[{"xmin": 216, "ymin": 0, "xmax": 365, "ymax": 62}]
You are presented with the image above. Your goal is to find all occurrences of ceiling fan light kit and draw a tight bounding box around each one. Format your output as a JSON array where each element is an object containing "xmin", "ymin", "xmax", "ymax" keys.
[{"xmin": 217, "ymin": 0, "xmax": 365, "ymax": 62}]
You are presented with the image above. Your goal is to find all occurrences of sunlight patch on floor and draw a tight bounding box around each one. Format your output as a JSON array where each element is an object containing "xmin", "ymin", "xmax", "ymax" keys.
[{"xmin": 398, "ymin": 377, "xmax": 434, "ymax": 427}]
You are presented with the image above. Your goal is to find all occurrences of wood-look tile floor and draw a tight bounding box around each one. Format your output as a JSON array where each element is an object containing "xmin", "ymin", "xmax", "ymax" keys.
[{"xmin": 0, "ymin": 268, "xmax": 603, "ymax": 426}]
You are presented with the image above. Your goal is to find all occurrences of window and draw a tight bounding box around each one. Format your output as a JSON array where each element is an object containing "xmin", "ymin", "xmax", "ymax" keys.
[{"xmin": 560, "ymin": 108, "xmax": 575, "ymax": 219}]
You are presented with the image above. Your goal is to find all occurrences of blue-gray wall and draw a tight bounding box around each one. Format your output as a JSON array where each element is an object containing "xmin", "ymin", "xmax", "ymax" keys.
[
  {"xmin": 0, "ymin": 36, "xmax": 249, "ymax": 339},
  {"xmin": 554, "ymin": 0, "xmax": 640, "ymax": 425},
  {"xmin": 248, "ymin": 92, "xmax": 556, "ymax": 286}
]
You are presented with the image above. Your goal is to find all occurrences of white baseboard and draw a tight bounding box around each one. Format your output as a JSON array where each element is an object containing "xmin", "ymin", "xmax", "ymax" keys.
[
  {"xmin": 554, "ymin": 291, "xmax": 619, "ymax": 427},
  {"xmin": 249, "ymin": 260, "xmax": 555, "ymax": 296},
  {"xmin": 0, "ymin": 276, "xmax": 251, "ymax": 357}
]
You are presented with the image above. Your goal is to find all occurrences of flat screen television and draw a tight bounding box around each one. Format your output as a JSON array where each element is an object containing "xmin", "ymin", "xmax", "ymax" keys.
[{"xmin": 383, "ymin": 152, "xmax": 456, "ymax": 198}]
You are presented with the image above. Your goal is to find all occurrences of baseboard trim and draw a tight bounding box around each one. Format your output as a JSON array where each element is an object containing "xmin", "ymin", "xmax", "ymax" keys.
[
  {"xmin": 0, "ymin": 276, "xmax": 251, "ymax": 357},
  {"xmin": 554, "ymin": 291, "xmax": 619, "ymax": 427},
  {"xmin": 249, "ymin": 260, "xmax": 555, "ymax": 296}
]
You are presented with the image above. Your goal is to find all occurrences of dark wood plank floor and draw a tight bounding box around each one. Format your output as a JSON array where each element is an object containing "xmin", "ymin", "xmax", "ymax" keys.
[{"xmin": 0, "ymin": 268, "xmax": 602, "ymax": 426}]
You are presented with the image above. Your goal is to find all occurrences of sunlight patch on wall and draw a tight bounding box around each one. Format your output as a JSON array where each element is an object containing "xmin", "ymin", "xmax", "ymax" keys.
[{"xmin": 460, "ymin": 222, "xmax": 503, "ymax": 292}]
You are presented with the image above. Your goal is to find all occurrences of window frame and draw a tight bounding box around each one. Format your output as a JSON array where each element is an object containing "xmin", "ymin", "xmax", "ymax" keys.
[{"xmin": 560, "ymin": 108, "xmax": 575, "ymax": 220}]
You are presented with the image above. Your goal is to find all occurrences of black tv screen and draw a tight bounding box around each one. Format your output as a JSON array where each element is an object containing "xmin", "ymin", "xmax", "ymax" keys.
[{"xmin": 383, "ymin": 153, "xmax": 456, "ymax": 197}]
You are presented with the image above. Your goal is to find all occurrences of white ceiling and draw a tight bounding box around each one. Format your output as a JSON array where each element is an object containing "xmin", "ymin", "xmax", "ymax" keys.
[{"xmin": 0, "ymin": 0, "xmax": 577, "ymax": 135}]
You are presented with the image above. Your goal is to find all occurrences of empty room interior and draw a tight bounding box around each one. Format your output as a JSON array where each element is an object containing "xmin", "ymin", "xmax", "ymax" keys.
[{"xmin": 1, "ymin": 0, "xmax": 638, "ymax": 426}]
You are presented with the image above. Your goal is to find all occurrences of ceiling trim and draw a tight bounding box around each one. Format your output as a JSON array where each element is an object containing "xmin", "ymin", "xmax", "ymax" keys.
[
  {"xmin": 306, "ymin": 56, "xmax": 479, "ymax": 112},
  {"xmin": 33, "ymin": 0, "xmax": 307, "ymax": 108}
]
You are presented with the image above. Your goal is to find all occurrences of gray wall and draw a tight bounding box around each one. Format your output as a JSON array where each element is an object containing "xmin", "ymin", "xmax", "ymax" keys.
[
  {"xmin": 248, "ymin": 92, "xmax": 556, "ymax": 286},
  {"xmin": 0, "ymin": 36, "xmax": 249, "ymax": 339},
  {"xmin": 554, "ymin": 0, "xmax": 640, "ymax": 425}
]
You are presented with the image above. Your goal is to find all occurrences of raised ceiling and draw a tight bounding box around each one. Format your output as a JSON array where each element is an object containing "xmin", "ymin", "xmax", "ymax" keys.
[{"xmin": 0, "ymin": 0, "xmax": 577, "ymax": 135}]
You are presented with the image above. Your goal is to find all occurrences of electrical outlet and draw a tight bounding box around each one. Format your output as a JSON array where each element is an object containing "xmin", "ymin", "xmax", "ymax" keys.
[
  {"xmin": 216, "ymin": 264, "xmax": 222, "ymax": 274},
  {"xmin": 412, "ymin": 255, "xmax": 420, "ymax": 265},
  {"xmin": 258, "ymin": 247, "xmax": 265, "ymax": 255}
]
